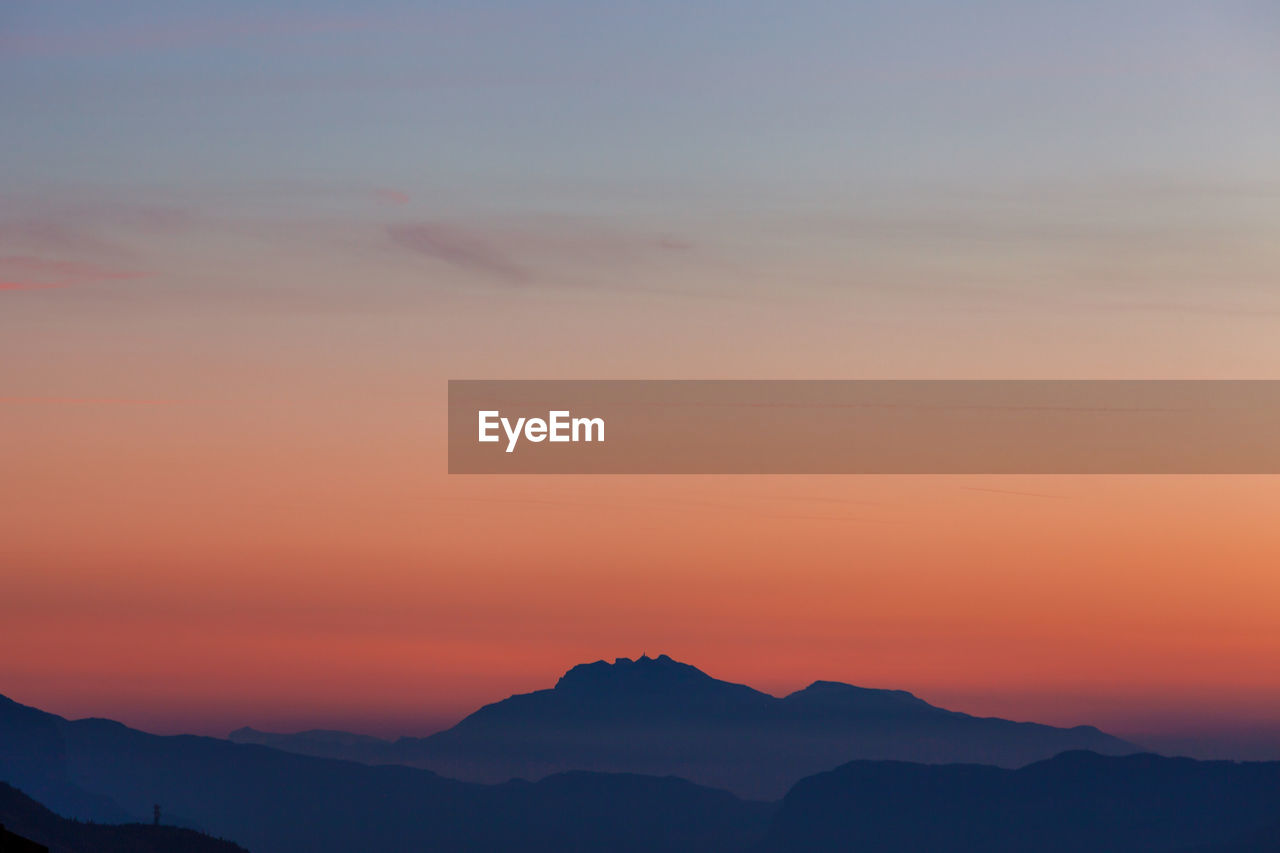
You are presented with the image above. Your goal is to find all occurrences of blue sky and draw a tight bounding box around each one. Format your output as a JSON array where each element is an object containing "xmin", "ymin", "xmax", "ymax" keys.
[{"xmin": 4, "ymin": 1, "xmax": 1278, "ymax": 203}]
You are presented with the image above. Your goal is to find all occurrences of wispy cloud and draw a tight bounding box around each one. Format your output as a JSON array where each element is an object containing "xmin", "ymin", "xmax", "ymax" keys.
[
  {"xmin": 383, "ymin": 218, "xmax": 697, "ymax": 287},
  {"xmin": 0, "ymin": 197, "xmax": 196, "ymax": 269},
  {"xmin": 0, "ymin": 220, "xmax": 130, "ymax": 260},
  {"xmin": 372, "ymin": 188, "xmax": 411, "ymax": 206},
  {"xmin": 386, "ymin": 222, "xmax": 528, "ymax": 283},
  {"xmin": 0, "ymin": 255, "xmax": 149, "ymax": 292}
]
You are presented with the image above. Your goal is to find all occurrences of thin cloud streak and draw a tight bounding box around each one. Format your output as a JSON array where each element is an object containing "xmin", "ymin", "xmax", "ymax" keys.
[
  {"xmin": 382, "ymin": 217, "xmax": 698, "ymax": 288},
  {"xmin": 0, "ymin": 256, "xmax": 149, "ymax": 291},
  {"xmin": 386, "ymin": 222, "xmax": 528, "ymax": 283},
  {"xmin": 372, "ymin": 188, "xmax": 411, "ymax": 206}
]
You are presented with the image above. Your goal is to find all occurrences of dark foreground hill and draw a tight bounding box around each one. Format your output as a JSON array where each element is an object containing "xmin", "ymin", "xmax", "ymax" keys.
[
  {"xmin": 0, "ymin": 692, "xmax": 769, "ymax": 853},
  {"xmin": 234, "ymin": 654, "xmax": 1139, "ymax": 799},
  {"xmin": 1186, "ymin": 818, "xmax": 1280, "ymax": 853},
  {"xmin": 758, "ymin": 750, "xmax": 1280, "ymax": 853},
  {"xmin": 0, "ymin": 781, "xmax": 247, "ymax": 853},
  {"xmin": 5, "ymin": 688, "xmax": 1280, "ymax": 853}
]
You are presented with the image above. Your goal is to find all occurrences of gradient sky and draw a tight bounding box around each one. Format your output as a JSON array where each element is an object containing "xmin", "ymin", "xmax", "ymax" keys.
[{"xmin": 2, "ymin": 1, "xmax": 1280, "ymax": 757}]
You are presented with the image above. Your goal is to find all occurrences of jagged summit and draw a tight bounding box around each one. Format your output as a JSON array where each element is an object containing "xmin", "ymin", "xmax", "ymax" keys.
[
  {"xmin": 545, "ymin": 655, "xmax": 770, "ymax": 711},
  {"xmin": 555, "ymin": 654, "xmax": 716, "ymax": 690}
]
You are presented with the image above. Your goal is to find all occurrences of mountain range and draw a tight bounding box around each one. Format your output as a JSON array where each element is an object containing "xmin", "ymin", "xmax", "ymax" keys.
[
  {"xmin": 760, "ymin": 750, "xmax": 1280, "ymax": 852},
  {"xmin": 0, "ymin": 690, "xmax": 769, "ymax": 853},
  {"xmin": 231, "ymin": 654, "xmax": 1138, "ymax": 799},
  {"xmin": 4, "ymin": 655, "xmax": 1280, "ymax": 853}
]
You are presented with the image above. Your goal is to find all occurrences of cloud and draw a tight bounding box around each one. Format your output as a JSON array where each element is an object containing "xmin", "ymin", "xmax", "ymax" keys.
[
  {"xmin": 0, "ymin": 255, "xmax": 148, "ymax": 291},
  {"xmin": 382, "ymin": 217, "xmax": 699, "ymax": 287},
  {"xmin": 0, "ymin": 198, "xmax": 197, "ymax": 268},
  {"xmin": 372, "ymin": 188, "xmax": 411, "ymax": 206},
  {"xmin": 386, "ymin": 222, "xmax": 527, "ymax": 282},
  {"xmin": 0, "ymin": 219, "xmax": 130, "ymax": 260}
]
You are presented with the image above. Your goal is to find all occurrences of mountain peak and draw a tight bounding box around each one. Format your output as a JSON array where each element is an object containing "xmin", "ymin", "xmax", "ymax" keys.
[
  {"xmin": 793, "ymin": 680, "xmax": 919, "ymax": 698},
  {"xmin": 783, "ymin": 680, "xmax": 940, "ymax": 714},
  {"xmin": 554, "ymin": 654, "xmax": 713, "ymax": 691}
]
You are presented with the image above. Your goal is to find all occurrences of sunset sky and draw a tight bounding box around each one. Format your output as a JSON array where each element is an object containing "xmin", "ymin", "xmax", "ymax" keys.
[{"xmin": 2, "ymin": 1, "xmax": 1280, "ymax": 756}]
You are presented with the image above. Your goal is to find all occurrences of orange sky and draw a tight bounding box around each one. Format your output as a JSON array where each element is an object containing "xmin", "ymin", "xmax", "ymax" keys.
[
  {"xmin": 4, "ymin": 347, "xmax": 1279, "ymax": 745},
  {"xmin": 3, "ymin": 27, "xmax": 1280, "ymax": 749}
]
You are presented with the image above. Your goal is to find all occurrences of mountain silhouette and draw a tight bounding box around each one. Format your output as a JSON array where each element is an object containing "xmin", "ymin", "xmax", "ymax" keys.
[
  {"xmin": 227, "ymin": 727, "xmax": 393, "ymax": 763},
  {"xmin": 759, "ymin": 750, "xmax": 1280, "ymax": 852},
  {"xmin": 0, "ymin": 691, "xmax": 769, "ymax": 853},
  {"xmin": 5, "ymin": 683, "xmax": 1279, "ymax": 853},
  {"xmin": 234, "ymin": 654, "xmax": 1139, "ymax": 799},
  {"xmin": 0, "ymin": 695, "xmax": 133, "ymax": 824},
  {"xmin": 0, "ymin": 781, "xmax": 248, "ymax": 853}
]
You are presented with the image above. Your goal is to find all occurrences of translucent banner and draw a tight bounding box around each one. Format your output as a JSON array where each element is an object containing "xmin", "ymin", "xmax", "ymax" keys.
[{"xmin": 448, "ymin": 380, "xmax": 1280, "ymax": 474}]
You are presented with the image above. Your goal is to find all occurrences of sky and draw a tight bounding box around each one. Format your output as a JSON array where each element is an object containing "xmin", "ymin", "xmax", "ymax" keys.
[{"xmin": 2, "ymin": 1, "xmax": 1279, "ymax": 757}]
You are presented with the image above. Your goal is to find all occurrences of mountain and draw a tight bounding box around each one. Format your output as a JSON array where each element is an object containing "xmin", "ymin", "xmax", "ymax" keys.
[
  {"xmin": 227, "ymin": 727, "xmax": 393, "ymax": 764},
  {"xmin": 758, "ymin": 750, "xmax": 1280, "ymax": 852},
  {"xmin": 0, "ymin": 781, "xmax": 247, "ymax": 853},
  {"xmin": 0, "ymin": 695, "xmax": 134, "ymax": 824},
  {"xmin": 5, "ymin": 683, "xmax": 1278, "ymax": 853},
  {"xmin": 0, "ymin": 692, "xmax": 770, "ymax": 853},
  {"xmin": 236, "ymin": 654, "xmax": 1139, "ymax": 799}
]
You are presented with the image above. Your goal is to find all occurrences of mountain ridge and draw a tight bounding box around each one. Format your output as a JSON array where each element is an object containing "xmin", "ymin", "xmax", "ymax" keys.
[
  {"xmin": 229, "ymin": 654, "xmax": 1140, "ymax": 798},
  {"xmin": 760, "ymin": 749, "xmax": 1280, "ymax": 852},
  {"xmin": 3, "ymin": 686, "xmax": 1276, "ymax": 853},
  {"xmin": 0, "ymin": 691, "xmax": 770, "ymax": 853}
]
